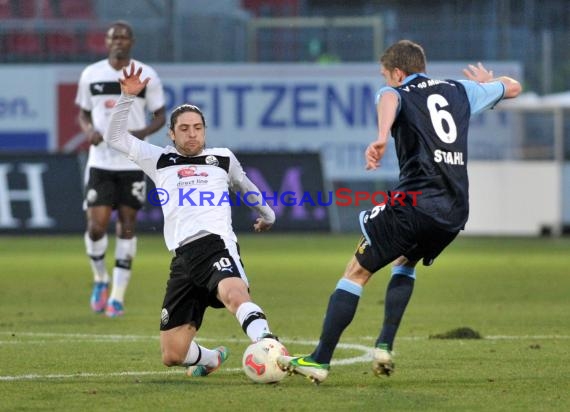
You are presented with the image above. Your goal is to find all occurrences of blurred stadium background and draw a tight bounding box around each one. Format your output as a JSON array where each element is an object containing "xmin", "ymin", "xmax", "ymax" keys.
[{"xmin": 1, "ymin": 0, "xmax": 569, "ymax": 236}]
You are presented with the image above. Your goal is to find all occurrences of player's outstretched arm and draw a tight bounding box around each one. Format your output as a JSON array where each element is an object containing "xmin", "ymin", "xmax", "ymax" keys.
[
  {"xmin": 228, "ymin": 151, "xmax": 276, "ymax": 232},
  {"xmin": 366, "ymin": 90, "xmax": 398, "ymax": 170},
  {"xmin": 463, "ymin": 62, "xmax": 522, "ymax": 99},
  {"xmin": 118, "ymin": 62, "xmax": 165, "ymax": 140},
  {"xmin": 119, "ymin": 62, "xmax": 150, "ymax": 96},
  {"xmin": 242, "ymin": 174, "xmax": 275, "ymax": 233},
  {"xmin": 103, "ymin": 63, "xmax": 149, "ymax": 156}
]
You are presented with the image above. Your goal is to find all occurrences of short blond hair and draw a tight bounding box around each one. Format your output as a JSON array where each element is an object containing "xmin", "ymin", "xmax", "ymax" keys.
[{"xmin": 380, "ymin": 40, "xmax": 426, "ymax": 75}]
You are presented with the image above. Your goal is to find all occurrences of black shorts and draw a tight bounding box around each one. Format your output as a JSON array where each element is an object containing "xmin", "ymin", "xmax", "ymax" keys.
[
  {"xmin": 84, "ymin": 167, "xmax": 146, "ymax": 210},
  {"xmin": 355, "ymin": 202, "xmax": 459, "ymax": 273},
  {"xmin": 159, "ymin": 234, "xmax": 246, "ymax": 331}
]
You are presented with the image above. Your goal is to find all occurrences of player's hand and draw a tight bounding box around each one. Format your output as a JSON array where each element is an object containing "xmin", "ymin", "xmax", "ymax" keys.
[
  {"xmin": 365, "ymin": 140, "xmax": 385, "ymax": 170},
  {"xmin": 463, "ymin": 62, "xmax": 494, "ymax": 83},
  {"xmin": 253, "ymin": 217, "xmax": 273, "ymax": 233},
  {"xmin": 119, "ymin": 62, "xmax": 150, "ymax": 96},
  {"xmin": 87, "ymin": 129, "xmax": 103, "ymax": 146}
]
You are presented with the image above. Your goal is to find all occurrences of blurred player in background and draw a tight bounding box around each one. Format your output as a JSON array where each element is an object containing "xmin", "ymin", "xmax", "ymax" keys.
[
  {"xmin": 278, "ymin": 39, "xmax": 522, "ymax": 384},
  {"xmin": 75, "ymin": 21, "xmax": 166, "ymax": 317},
  {"xmin": 104, "ymin": 63, "xmax": 279, "ymax": 377}
]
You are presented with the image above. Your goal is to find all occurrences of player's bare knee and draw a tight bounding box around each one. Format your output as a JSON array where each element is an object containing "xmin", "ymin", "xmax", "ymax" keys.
[
  {"xmin": 161, "ymin": 355, "xmax": 179, "ymax": 367},
  {"xmin": 343, "ymin": 257, "xmax": 372, "ymax": 286},
  {"xmin": 222, "ymin": 290, "xmax": 249, "ymax": 314},
  {"xmin": 393, "ymin": 256, "xmax": 418, "ymax": 267},
  {"xmin": 218, "ymin": 279, "xmax": 249, "ymax": 313},
  {"xmin": 161, "ymin": 348, "xmax": 184, "ymax": 367},
  {"xmin": 87, "ymin": 224, "xmax": 107, "ymax": 240},
  {"xmin": 117, "ymin": 224, "xmax": 136, "ymax": 238}
]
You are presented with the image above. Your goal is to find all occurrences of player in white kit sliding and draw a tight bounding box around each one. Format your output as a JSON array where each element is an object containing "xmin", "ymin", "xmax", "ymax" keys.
[{"xmin": 104, "ymin": 63, "xmax": 280, "ymax": 377}]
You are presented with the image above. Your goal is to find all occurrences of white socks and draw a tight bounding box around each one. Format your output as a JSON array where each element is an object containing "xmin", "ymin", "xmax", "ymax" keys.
[
  {"xmin": 84, "ymin": 233, "xmax": 109, "ymax": 283},
  {"xmin": 183, "ymin": 341, "xmax": 220, "ymax": 367},
  {"xmin": 85, "ymin": 234, "xmax": 138, "ymax": 303},
  {"xmin": 109, "ymin": 237, "xmax": 137, "ymax": 303},
  {"xmin": 236, "ymin": 302, "xmax": 271, "ymax": 341}
]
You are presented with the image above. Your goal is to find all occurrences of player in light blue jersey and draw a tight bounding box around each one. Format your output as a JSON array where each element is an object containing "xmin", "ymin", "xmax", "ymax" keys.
[{"xmin": 278, "ymin": 40, "xmax": 522, "ymax": 384}]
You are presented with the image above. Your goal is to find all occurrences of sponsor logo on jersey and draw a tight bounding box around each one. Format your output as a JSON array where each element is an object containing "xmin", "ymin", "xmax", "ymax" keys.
[
  {"xmin": 177, "ymin": 166, "xmax": 208, "ymax": 179},
  {"xmin": 205, "ymin": 155, "xmax": 219, "ymax": 166}
]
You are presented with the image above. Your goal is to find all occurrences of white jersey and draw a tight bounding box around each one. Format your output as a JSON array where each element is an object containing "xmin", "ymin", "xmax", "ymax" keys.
[
  {"xmin": 105, "ymin": 94, "xmax": 276, "ymax": 252},
  {"xmin": 75, "ymin": 58, "xmax": 165, "ymax": 171}
]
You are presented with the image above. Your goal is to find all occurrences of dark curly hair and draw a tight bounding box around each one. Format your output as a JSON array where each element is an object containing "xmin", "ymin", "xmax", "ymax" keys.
[{"xmin": 169, "ymin": 104, "xmax": 206, "ymax": 131}]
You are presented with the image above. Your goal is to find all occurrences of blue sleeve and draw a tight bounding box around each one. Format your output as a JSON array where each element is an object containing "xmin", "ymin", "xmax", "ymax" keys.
[
  {"xmin": 457, "ymin": 80, "xmax": 505, "ymax": 116},
  {"xmin": 375, "ymin": 86, "xmax": 401, "ymax": 112}
]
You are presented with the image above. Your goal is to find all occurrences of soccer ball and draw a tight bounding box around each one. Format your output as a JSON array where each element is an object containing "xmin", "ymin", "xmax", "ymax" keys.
[{"xmin": 242, "ymin": 338, "xmax": 289, "ymax": 384}]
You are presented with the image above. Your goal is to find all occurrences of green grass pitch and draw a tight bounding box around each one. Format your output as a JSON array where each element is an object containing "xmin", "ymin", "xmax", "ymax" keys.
[{"xmin": 0, "ymin": 234, "xmax": 569, "ymax": 411}]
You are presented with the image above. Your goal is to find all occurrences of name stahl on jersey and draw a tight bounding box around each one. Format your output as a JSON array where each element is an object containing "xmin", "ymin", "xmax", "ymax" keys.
[
  {"xmin": 75, "ymin": 59, "xmax": 165, "ymax": 171},
  {"xmin": 391, "ymin": 76, "xmax": 471, "ymax": 231}
]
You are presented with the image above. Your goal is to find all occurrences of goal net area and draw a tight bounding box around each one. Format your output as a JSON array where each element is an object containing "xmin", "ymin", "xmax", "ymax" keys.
[{"xmin": 247, "ymin": 16, "xmax": 383, "ymax": 63}]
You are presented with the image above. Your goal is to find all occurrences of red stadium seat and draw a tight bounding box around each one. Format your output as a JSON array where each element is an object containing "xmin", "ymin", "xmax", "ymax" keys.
[
  {"xmin": 0, "ymin": 0, "xmax": 13, "ymax": 19},
  {"xmin": 5, "ymin": 31, "xmax": 43, "ymax": 57},
  {"xmin": 60, "ymin": 0, "xmax": 94, "ymax": 18},
  {"xmin": 45, "ymin": 32, "xmax": 80, "ymax": 55},
  {"xmin": 86, "ymin": 30, "xmax": 107, "ymax": 56},
  {"xmin": 242, "ymin": 0, "xmax": 300, "ymax": 16},
  {"xmin": 15, "ymin": 0, "xmax": 55, "ymax": 18}
]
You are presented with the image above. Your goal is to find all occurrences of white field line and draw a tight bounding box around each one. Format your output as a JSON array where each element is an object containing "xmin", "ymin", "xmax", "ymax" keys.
[
  {"xmin": 2, "ymin": 331, "xmax": 569, "ymax": 342},
  {"xmin": 0, "ymin": 333, "xmax": 369, "ymax": 381},
  {"xmin": 361, "ymin": 335, "xmax": 570, "ymax": 341},
  {"xmin": 1, "ymin": 332, "xmax": 568, "ymax": 382},
  {"xmin": 0, "ymin": 370, "xmax": 182, "ymax": 381}
]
